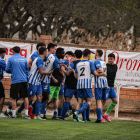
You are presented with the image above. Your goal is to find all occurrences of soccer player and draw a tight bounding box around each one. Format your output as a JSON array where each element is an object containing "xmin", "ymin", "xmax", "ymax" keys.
[
  {"xmin": 5, "ymin": 46, "xmax": 30, "ymax": 119},
  {"xmin": 61, "ymin": 50, "xmax": 82, "ymax": 120},
  {"xmin": 58, "ymin": 51, "xmax": 74, "ymax": 117},
  {"xmin": 49, "ymin": 48, "xmax": 65, "ymax": 119},
  {"xmin": 28, "ymin": 42, "xmax": 46, "ymax": 69},
  {"xmin": 28, "ymin": 47, "xmax": 53, "ymax": 120},
  {"xmin": 0, "ymin": 48, "xmax": 6, "ymax": 118},
  {"xmin": 40, "ymin": 43, "xmax": 60, "ymax": 119},
  {"xmin": 5, "ymin": 42, "xmax": 46, "ymax": 117},
  {"xmin": 74, "ymin": 49, "xmax": 106, "ymax": 122},
  {"xmin": 94, "ymin": 49, "xmax": 108, "ymax": 123},
  {"xmin": 102, "ymin": 53, "xmax": 118, "ymax": 122}
]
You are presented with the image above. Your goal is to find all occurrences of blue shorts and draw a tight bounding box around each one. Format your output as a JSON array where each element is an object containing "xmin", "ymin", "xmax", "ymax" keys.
[
  {"xmin": 95, "ymin": 88, "xmax": 108, "ymax": 100},
  {"xmin": 77, "ymin": 88, "xmax": 93, "ymax": 99},
  {"xmin": 28, "ymin": 84, "xmax": 42, "ymax": 97},
  {"xmin": 59, "ymin": 84, "xmax": 67, "ymax": 95},
  {"xmin": 41, "ymin": 82, "xmax": 50, "ymax": 92},
  {"xmin": 65, "ymin": 88, "xmax": 77, "ymax": 99},
  {"xmin": 108, "ymin": 86, "xmax": 117, "ymax": 99}
]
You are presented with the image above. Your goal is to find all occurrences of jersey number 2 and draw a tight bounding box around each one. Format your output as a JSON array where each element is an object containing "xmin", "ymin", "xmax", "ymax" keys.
[{"xmin": 80, "ymin": 67, "xmax": 85, "ymax": 76}]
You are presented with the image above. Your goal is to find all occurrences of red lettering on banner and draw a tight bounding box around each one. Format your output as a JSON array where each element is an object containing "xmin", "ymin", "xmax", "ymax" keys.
[
  {"xmin": 126, "ymin": 59, "xmax": 132, "ymax": 70},
  {"xmin": 137, "ymin": 62, "xmax": 140, "ymax": 71},
  {"xmin": 20, "ymin": 49, "xmax": 27, "ymax": 58},
  {"xmin": 112, "ymin": 51, "xmax": 119, "ymax": 65},
  {"xmin": 118, "ymin": 59, "xmax": 124, "ymax": 69},
  {"xmin": 9, "ymin": 48, "xmax": 13, "ymax": 55},
  {"xmin": 4, "ymin": 48, "xmax": 8, "ymax": 55}
]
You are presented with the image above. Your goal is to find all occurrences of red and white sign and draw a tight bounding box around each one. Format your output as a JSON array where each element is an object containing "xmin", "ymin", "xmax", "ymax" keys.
[
  {"xmin": 0, "ymin": 41, "xmax": 31, "ymax": 78},
  {"xmin": 106, "ymin": 50, "xmax": 140, "ymax": 86}
]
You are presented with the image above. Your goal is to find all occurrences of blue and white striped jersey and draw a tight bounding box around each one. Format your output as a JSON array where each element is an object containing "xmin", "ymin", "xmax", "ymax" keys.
[
  {"xmin": 75, "ymin": 60, "xmax": 96, "ymax": 89},
  {"xmin": 94, "ymin": 59, "xmax": 108, "ymax": 88},
  {"xmin": 41, "ymin": 54, "xmax": 60, "ymax": 83},
  {"xmin": 28, "ymin": 56, "xmax": 43, "ymax": 85}
]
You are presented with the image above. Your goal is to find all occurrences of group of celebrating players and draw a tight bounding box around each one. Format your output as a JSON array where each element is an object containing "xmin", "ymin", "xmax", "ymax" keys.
[{"xmin": 0, "ymin": 42, "xmax": 118, "ymax": 123}]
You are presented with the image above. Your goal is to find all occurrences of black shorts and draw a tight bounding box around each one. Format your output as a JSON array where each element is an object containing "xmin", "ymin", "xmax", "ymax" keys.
[
  {"xmin": 0, "ymin": 82, "xmax": 5, "ymax": 98},
  {"xmin": 10, "ymin": 82, "xmax": 28, "ymax": 99}
]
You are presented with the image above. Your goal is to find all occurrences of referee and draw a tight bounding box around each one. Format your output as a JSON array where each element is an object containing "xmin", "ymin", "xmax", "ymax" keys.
[
  {"xmin": 5, "ymin": 46, "xmax": 30, "ymax": 119},
  {"xmin": 0, "ymin": 48, "xmax": 6, "ymax": 118}
]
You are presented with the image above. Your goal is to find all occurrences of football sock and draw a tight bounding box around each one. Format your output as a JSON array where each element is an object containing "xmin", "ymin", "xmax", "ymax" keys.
[
  {"xmin": 44, "ymin": 108, "xmax": 46, "ymax": 115},
  {"xmin": 35, "ymin": 100, "xmax": 41, "ymax": 116},
  {"xmin": 47, "ymin": 102, "xmax": 50, "ymax": 107},
  {"xmin": 81, "ymin": 103, "xmax": 86, "ymax": 120},
  {"xmin": 96, "ymin": 108, "xmax": 102, "ymax": 121},
  {"xmin": 29, "ymin": 101, "xmax": 32, "ymax": 106},
  {"xmin": 12, "ymin": 110, "xmax": 16, "ymax": 117},
  {"xmin": 40, "ymin": 103, "xmax": 46, "ymax": 114},
  {"xmin": 69, "ymin": 104, "xmax": 73, "ymax": 110},
  {"xmin": 105, "ymin": 102, "xmax": 117, "ymax": 115},
  {"xmin": 86, "ymin": 106, "xmax": 90, "ymax": 120},
  {"xmin": 32, "ymin": 102, "xmax": 36, "ymax": 114},
  {"xmin": 53, "ymin": 109, "xmax": 57, "ymax": 116},
  {"xmin": 77, "ymin": 103, "xmax": 89, "ymax": 114},
  {"xmin": 6, "ymin": 108, "xmax": 11, "ymax": 113},
  {"xmin": 61, "ymin": 102, "xmax": 69, "ymax": 119},
  {"xmin": 18, "ymin": 102, "xmax": 24, "ymax": 113},
  {"xmin": 9, "ymin": 97, "xmax": 20, "ymax": 109},
  {"xmin": 58, "ymin": 108, "xmax": 62, "ymax": 116},
  {"xmin": 25, "ymin": 110, "xmax": 28, "ymax": 116}
]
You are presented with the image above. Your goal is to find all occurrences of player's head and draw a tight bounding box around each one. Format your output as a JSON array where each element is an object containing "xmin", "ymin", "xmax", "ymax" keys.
[
  {"xmin": 47, "ymin": 43, "xmax": 57, "ymax": 54},
  {"xmin": 108, "ymin": 53, "xmax": 115, "ymax": 65},
  {"xmin": 74, "ymin": 50, "xmax": 82, "ymax": 59},
  {"xmin": 36, "ymin": 42, "xmax": 46, "ymax": 50},
  {"xmin": 83, "ymin": 49, "xmax": 91, "ymax": 60},
  {"xmin": 95, "ymin": 49, "xmax": 103, "ymax": 58},
  {"xmin": 65, "ymin": 51, "xmax": 74, "ymax": 59},
  {"xmin": 39, "ymin": 47, "xmax": 47, "ymax": 57},
  {"xmin": 56, "ymin": 47, "xmax": 65, "ymax": 59},
  {"xmin": 12, "ymin": 46, "xmax": 20, "ymax": 54},
  {"xmin": 0, "ymin": 48, "xmax": 6, "ymax": 58}
]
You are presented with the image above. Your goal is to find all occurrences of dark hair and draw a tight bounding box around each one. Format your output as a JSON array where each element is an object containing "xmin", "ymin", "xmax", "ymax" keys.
[
  {"xmin": 83, "ymin": 49, "xmax": 91, "ymax": 57},
  {"xmin": 108, "ymin": 53, "xmax": 115, "ymax": 59},
  {"xmin": 56, "ymin": 47, "xmax": 64, "ymax": 54},
  {"xmin": 12, "ymin": 46, "xmax": 20, "ymax": 53},
  {"xmin": 47, "ymin": 43, "xmax": 57, "ymax": 51},
  {"xmin": 75, "ymin": 50, "xmax": 82, "ymax": 58},
  {"xmin": 96, "ymin": 49, "xmax": 103, "ymax": 57},
  {"xmin": 36, "ymin": 42, "xmax": 46, "ymax": 50},
  {"xmin": 65, "ymin": 51, "xmax": 74, "ymax": 56},
  {"xmin": 0, "ymin": 48, "xmax": 6, "ymax": 54},
  {"xmin": 39, "ymin": 47, "xmax": 47, "ymax": 55}
]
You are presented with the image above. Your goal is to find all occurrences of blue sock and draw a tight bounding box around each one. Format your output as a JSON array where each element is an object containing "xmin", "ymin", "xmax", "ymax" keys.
[
  {"xmin": 58, "ymin": 108, "xmax": 62, "ymax": 116},
  {"xmin": 69, "ymin": 104, "xmax": 73, "ymax": 110},
  {"xmin": 35, "ymin": 100, "xmax": 41, "ymax": 116},
  {"xmin": 54, "ymin": 110, "xmax": 57, "ymax": 116},
  {"xmin": 77, "ymin": 103, "xmax": 90, "ymax": 114},
  {"xmin": 40, "ymin": 103, "xmax": 46, "ymax": 114},
  {"xmin": 82, "ymin": 103, "xmax": 86, "ymax": 120},
  {"xmin": 18, "ymin": 102, "xmax": 24, "ymax": 113},
  {"xmin": 29, "ymin": 101, "xmax": 32, "ymax": 106},
  {"xmin": 9, "ymin": 97, "xmax": 20, "ymax": 109},
  {"xmin": 32, "ymin": 102, "xmax": 35, "ymax": 114},
  {"xmin": 86, "ymin": 107, "xmax": 90, "ymax": 120},
  {"xmin": 61, "ymin": 102, "xmax": 69, "ymax": 119},
  {"xmin": 96, "ymin": 108, "xmax": 102, "ymax": 121},
  {"xmin": 47, "ymin": 102, "xmax": 50, "ymax": 107},
  {"xmin": 44, "ymin": 109, "xmax": 46, "ymax": 115}
]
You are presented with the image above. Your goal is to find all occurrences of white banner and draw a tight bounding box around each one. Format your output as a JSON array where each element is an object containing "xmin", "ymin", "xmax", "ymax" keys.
[
  {"xmin": 0, "ymin": 41, "xmax": 31, "ymax": 78},
  {"xmin": 106, "ymin": 50, "xmax": 140, "ymax": 87},
  {"xmin": 32, "ymin": 44, "xmax": 105, "ymax": 61}
]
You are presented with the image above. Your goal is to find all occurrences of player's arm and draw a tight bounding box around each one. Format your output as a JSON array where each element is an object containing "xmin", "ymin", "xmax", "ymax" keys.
[
  {"xmin": 51, "ymin": 75, "xmax": 58, "ymax": 83},
  {"xmin": 5, "ymin": 59, "xmax": 11, "ymax": 73},
  {"xmin": 28, "ymin": 59, "xmax": 33, "ymax": 69},
  {"xmin": 74, "ymin": 65, "xmax": 78, "ymax": 79},
  {"xmin": 93, "ymin": 70, "xmax": 107, "ymax": 77},
  {"xmin": 96, "ymin": 67, "xmax": 103, "ymax": 73}
]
